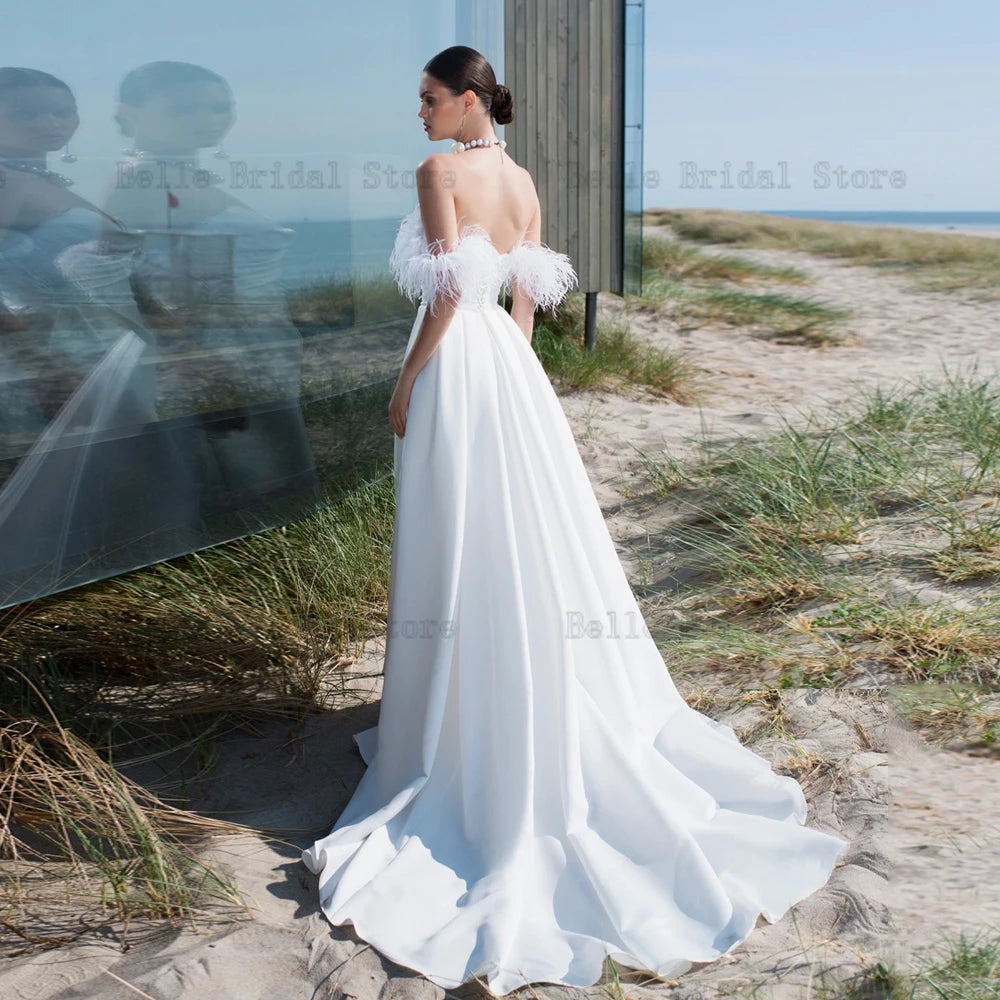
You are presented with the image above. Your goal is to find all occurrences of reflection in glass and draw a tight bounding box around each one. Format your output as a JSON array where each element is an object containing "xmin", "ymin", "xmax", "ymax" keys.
[
  {"xmin": 1, "ymin": 10, "xmax": 505, "ymax": 609},
  {"xmin": 106, "ymin": 61, "xmax": 320, "ymax": 536},
  {"xmin": 623, "ymin": 0, "xmax": 645, "ymax": 296},
  {"xmin": 0, "ymin": 67, "xmax": 198, "ymax": 606}
]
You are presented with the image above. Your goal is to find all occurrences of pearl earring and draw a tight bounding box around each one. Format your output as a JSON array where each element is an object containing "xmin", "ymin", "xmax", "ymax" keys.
[
  {"xmin": 60, "ymin": 142, "xmax": 77, "ymax": 163},
  {"xmin": 212, "ymin": 144, "xmax": 229, "ymax": 160}
]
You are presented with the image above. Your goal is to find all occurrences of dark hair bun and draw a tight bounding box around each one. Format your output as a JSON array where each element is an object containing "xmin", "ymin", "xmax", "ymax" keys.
[{"xmin": 492, "ymin": 84, "xmax": 514, "ymax": 125}]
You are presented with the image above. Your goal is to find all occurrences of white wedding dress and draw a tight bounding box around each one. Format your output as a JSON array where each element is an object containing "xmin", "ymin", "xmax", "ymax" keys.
[{"xmin": 301, "ymin": 205, "xmax": 849, "ymax": 995}]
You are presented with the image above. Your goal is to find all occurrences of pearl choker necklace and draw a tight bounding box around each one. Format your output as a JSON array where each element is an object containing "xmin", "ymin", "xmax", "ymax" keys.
[
  {"xmin": 451, "ymin": 138, "xmax": 507, "ymax": 154},
  {"xmin": 0, "ymin": 157, "xmax": 74, "ymax": 186}
]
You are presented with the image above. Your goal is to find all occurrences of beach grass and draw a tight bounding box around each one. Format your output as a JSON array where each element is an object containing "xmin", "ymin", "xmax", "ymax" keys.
[
  {"xmin": 0, "ymin": 682, "xmax": 250, "ymax": 942},
  {"xmin": 641, "ymin": 235, "xmax": 811, "ymax": 284},
  {"xmin": 909, "ymin": 928, "xmax": 1000, "ymax": 1000},
  {"xmin": 531, "ymin": 291, "xmax": 703, "ymax": 402},
  {"xmin": 804, "ymin": 597, "xmax": 1000, "ymax": 685},
  {"xmin": 286, "ymin": 272, "xmax": 413, "ymax": 330},
  {"xmin": 0, "ymin": 469, "xmax": 395, "ymax": 709},
  {"xmin": 831, "ymin": 928, "xmax": 1000, "ymax": 1000},
  {"xmin": 928, "ymin": 504, "xmax": 1000, "ymax": 582},
  {"xmin": 0, "ymin": 470, "xmax": 396, "ymax": 942},
  {"xmin": 634, "ymin": 372, "xmax": 1000, "ymax": 747},
  {"xmin": 891, "ymin": 683, "xmax": 1000, "ymax": 751},
  {"xmin": 644, "ymin": 207, "xmax": 1000, "ymax": 300},
  {"xmin": 639, "ymin": 232, "xmax": 851, "ymax": 344}
]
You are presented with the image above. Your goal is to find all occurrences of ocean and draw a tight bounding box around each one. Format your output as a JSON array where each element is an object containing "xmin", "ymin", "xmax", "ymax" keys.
[{"xmin": 277, "ymin": 216, "xmax": 401, "ymax": 292}]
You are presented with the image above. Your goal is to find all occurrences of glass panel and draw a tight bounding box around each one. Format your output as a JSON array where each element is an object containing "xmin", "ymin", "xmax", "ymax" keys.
[
  {"xmin": 623, "ymin": 0, "xmax": 645, "ymax": 295},
  {"xmin": 0, "ymin": 3, "xmax": 502, "ymax": 608}
]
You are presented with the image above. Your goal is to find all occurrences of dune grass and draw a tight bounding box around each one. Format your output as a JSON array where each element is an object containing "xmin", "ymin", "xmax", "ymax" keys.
[
  {"xmin": 1, "ymin": 469, "xmax": 395, "ymax": 710},
  {"xmin": 638, "ymin": 231, "xmax": 851, "ymax": 345},
  {"xmin": 641, "ymin": 235, "xmax": 810, "ymax": 284},
  {"xmin": 286, "ymin": 272, "xmax": 413, "ymax": 330},
  {"xmin": 891, "ymin": 683, "xmax": 1000, "ymax": 752},
  {"xmin": 530, "ymin": 291, "xmax": 703, "ymax": 402},
  {"xmin": 0, "ymin": 468, "xmax": 397, "ymax": 946},
  {"xmin": 644, "ymin": 207, "xmax": 1000, "ymax": 300},
  {"xmin": 633, "ymin": 371, "xmax": 1000, "ymax": 747},
  {"xmin": 604, "ymin": 923, "xmax": 1000, "ymax": 999},
  {"xmin": 832, "ymin": 927, "xmax": 1000, "ymax": 1000},
  {"xmin": 929, "ymin": 503, "xmax": 1000, "ymax": 582},
  {"xmin": 1, "ymin": 700, "xmax": 249, "ymax": 946},
  {"xmin": 804, "ymin": 597, "xmax": 1000, "ymax": 685}
]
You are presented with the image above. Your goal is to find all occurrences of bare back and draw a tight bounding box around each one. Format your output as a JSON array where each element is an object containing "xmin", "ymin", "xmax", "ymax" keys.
[{"xmin": 424, "ymin": 150, "xmax": 540, "ymax": 253}]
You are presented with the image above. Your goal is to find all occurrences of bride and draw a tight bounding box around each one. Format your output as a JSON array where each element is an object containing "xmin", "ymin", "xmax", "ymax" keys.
[{"xmin": 301, "ymin": 45, "xmax": 849, "ymax": 995}]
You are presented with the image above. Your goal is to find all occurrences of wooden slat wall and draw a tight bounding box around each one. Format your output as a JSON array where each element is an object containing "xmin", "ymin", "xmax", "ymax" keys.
[{"xmin": 503, "ymin": 0, "xmax": 624, "ymax": 294}]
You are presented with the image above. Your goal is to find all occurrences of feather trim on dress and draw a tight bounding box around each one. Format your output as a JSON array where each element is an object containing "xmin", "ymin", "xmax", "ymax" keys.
[
  {"xmin": 503, "ymin": 243, "xmax": 577, "ymax": 312},
  {"xmin": 389, "ymin": 206, "xmax": 578, "ymax": 314}
]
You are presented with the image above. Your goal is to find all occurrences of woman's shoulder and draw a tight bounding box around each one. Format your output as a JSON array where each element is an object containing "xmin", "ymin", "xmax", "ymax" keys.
[
  {"xmin": 415, "ymin": 152, "xmax": 455, "ymax": 184},
  {"xmin": 414, "ymin": 150, "xmax": 533, "ymax": 180}
]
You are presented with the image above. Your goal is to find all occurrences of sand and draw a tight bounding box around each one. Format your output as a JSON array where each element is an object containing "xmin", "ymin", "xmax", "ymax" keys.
[{"xmin": 3, "ymin": 229, "xmax": 1000, "ymax": 999}]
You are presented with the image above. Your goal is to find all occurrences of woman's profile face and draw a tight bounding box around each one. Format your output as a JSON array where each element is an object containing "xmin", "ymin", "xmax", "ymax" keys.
[
  {"xmin": 417, "ymin": 73, "xmax": 466, "ymax": 141},
  {"xmin": 0, "ymin": 85, "xmax": 79, "ymax": 156},
  {"xmin": 119, "ymin": 79, "xmax": 235, "ymax": 153}
]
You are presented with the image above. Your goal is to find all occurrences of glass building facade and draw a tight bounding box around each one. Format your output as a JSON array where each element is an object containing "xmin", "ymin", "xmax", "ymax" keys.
[
  {"xmin": 623, "ymin": 0, "xmax": 645, "ymax": 296},
  {"xmin": 1, "ymin": 1, "xmax": 640, "ymax": 609},
  {"xmin": 0, "ymin": 2, "xmax": 502, "ymax": 607}
]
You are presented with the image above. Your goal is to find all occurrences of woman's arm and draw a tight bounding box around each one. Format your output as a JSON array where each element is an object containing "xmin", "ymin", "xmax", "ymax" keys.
[
  {"xmin": 509, "ymin": 194, "xmax": 541, "ymax": 343},
  {"xmin": 388, "ymin": 155, "xmax": 460, "ymax": 439}
]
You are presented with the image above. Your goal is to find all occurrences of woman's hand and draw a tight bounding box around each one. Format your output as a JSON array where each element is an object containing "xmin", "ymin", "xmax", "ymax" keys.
[{"xmin": 388, "ymin": 370, "xmax": 417, "ymax": 438}]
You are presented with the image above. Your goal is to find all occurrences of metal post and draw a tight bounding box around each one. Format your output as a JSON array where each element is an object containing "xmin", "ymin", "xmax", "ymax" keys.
[{"xmin": 584, "ymin": 291, "xmax": 597, "ymax": 353}]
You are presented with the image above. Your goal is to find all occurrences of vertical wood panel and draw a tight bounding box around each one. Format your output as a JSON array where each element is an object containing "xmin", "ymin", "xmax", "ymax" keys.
[
  {"xmin": 566, "ymin": 0, "xmax": 579, "ymax": 252},
  {"xmin": 558, "ymin": 0, "xmax": 570, "ymax": 253},
  {"xmin": 505, "ymin": 0, "xmax": 623, "ymax": 294},
  {"xmin": 545, "ymin": 4, "xmax": 558, "ymax": 249},
  {"xmin": 575, "ymin": 0, "xmax": 588, "ymax": 266},
  {"xmin": 590, "ymin": 0, "xmax": 602, "ymax": 284}
]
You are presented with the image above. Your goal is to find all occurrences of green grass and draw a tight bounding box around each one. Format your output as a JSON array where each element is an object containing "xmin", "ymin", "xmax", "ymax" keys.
[
  {"xmin": 652, "ymin": 619, "xmax": 849, "ymax": 691},
  {"xmin": 925, "ymin": 500, "xmax": 1000, "ymax": 583},
  {"xmin": 911, "ymin": 928, "xmax": 1000, "ymax": 999},
  {"xmin": 1, "ymin": 469, "xmax": 396, "ymax": 709},
  {"xmin": 891, "ymin": 684, "xmax": 1000, "ymax": 751},
  {"xmin": 286, "ymin": 273, "xmax": 413, "ymax": 330},
  {"xmin": 0, "ymin": 471, "xmax": 398, "ymax": 945},
  {"xmin": 633, "ymin": 372, "xmax": 1000, "ymax": 711},
  {"xmin": 795, "ymin": 928, "xmax": 1000, "ymax": 999},
  {"xmin": 648, "ymin": 415, "xmax": 918, "ymax": 613},
  {"xmin": 679, "ymin": 286, "xmax": 851, "ymax": 345},
  {"xmin": 641, "ymin": 235, "xmax": 811, "ymax": 284},
  {"xmin": 531, "ymin": 292, "xmax": 703, "ymax": 401},
  {"xmin": 638, "ymin": 233, "xmax": 852, "ymax": 345},
  {"xmin": 645, "ymin": 206, "xmax": 1000, "ymax": 300},
  {"xmin": 806, "ymin": 598, "xmax": 1000, "ymax": 686}
]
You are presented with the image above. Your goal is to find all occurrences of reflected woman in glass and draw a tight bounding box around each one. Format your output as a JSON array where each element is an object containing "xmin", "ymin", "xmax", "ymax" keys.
[
  {"xmin": 0, "ymin": 67, "xmax": 195, "ymax": 605},
  {"xmin": 104, "ymin": 61, "xmax": 318, "ymax": 529}
]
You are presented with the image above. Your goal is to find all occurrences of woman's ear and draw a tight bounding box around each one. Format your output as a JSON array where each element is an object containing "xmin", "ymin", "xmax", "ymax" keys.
[{"xmin": 463, "ymin": 89, "xmax": 477, "ymax": 114}]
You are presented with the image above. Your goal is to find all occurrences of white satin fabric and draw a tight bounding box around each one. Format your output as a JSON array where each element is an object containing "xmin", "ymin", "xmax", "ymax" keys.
[{"xmin": 301, "ymin": 206, "xmax": 849, "ymax": 995}]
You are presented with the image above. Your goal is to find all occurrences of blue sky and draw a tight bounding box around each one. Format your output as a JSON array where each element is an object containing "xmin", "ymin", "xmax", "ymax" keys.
[
  {"xmin": 645, "ymin": 0, "xmax": 1000, "ymax": 210},
  {"xmin": 4, "ymin": 2, "xmax": 996, "ymax": 217}
]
